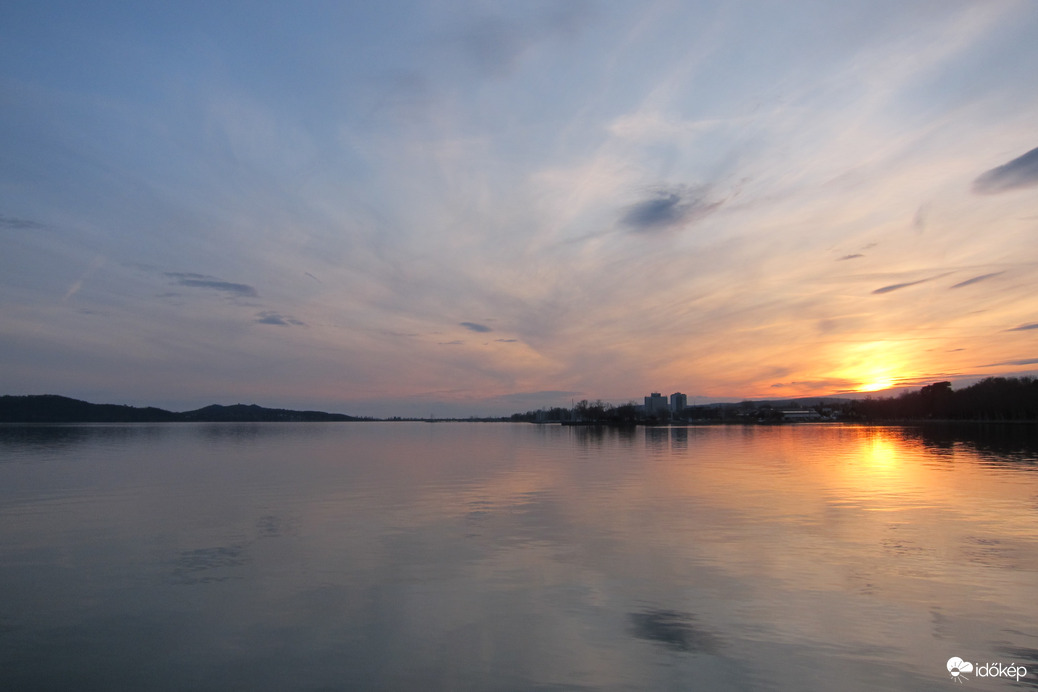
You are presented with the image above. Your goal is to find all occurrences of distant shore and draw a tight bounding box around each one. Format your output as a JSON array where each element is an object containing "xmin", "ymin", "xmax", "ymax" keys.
[
  {"xmin": 5, "ymin": 377, "xmax": 1038, "ymax": 424},
  {"xmin": 0, "ymin": 395, "xmax": 368, "ymax": 423}
]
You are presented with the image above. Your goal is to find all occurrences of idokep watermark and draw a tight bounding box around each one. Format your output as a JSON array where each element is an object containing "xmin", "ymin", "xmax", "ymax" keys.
[{"xmin": 947, "ymin": 656, "xmax": 1029, "ymax": 683}]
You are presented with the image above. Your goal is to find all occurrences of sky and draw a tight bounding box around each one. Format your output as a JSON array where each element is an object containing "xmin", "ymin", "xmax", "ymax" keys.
[{"xmin": 2, "ymin": 1, "xmax": 1037, "ymax": 417}]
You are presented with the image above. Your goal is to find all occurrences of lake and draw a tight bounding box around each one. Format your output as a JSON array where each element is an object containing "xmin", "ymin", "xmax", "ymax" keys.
[{"xmin": 1, "ymin": 422, "xmax": 1037, "ymax": 691}]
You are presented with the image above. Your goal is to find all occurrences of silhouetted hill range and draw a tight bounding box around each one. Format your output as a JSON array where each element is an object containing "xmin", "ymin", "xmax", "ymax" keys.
[{"xmin": 0, "ymin": 395, "xmax": 363, "ymax": 423}]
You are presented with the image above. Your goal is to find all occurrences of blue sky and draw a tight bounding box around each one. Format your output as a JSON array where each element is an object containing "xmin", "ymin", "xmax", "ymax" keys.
[{"xmin": 2, "ymin": 1, "xmax": 1037, "ymax": 416}]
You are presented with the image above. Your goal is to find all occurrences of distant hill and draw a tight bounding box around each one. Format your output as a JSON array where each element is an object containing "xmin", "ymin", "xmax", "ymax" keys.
[
  {"xmin": 0, "ymin": 395, "xmax": 364, "ymax": 423},
  {"xmin": 0, "ymin": 394, "xmax": 180, "ymax": 423},
  {"xmin": 177, "ymin": 403, "xmax": 361, "ymax": 422}
]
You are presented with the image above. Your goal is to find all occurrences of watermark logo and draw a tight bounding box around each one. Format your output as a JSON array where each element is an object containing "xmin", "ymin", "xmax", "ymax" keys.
[
  {"xmin": 947, "ymin": 657, "xmax": 973, "ymax": 683},
  {"xmin": 947, "ymin": 656, "xmax": 1028, "ymax": 684}
]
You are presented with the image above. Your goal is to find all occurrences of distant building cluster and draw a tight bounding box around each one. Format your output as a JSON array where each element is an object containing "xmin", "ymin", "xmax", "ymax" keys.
[
  {"xmin": 512, "ymin": 388, "xmax": 864, "ymax": 425},
  {"xmin": 639, "ymin": 392, "xmax": 687, "ymax": 417}
]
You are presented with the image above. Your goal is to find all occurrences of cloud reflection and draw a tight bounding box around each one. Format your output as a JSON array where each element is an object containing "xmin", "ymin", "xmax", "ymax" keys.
[{"xmin": 629, "ymin": 609, "xmax": 722, "ymax": 654}]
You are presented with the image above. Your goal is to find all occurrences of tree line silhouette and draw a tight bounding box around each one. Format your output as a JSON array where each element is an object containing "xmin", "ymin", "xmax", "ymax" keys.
[{"xmin": 850, "ymin": 377, "xmax": 1038, "ymax": 421}]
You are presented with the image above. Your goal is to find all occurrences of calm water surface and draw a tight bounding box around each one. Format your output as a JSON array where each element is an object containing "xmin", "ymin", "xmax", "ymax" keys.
[{"xmin": 1, "ymin": 422, "xmax": 1037, "ymax": 691}]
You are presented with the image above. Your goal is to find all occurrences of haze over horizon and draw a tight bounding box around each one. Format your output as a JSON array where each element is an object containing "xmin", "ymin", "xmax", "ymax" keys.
[{"xmin": 2, "ymin": 1, "xmax": 1037, "ymax": 418}]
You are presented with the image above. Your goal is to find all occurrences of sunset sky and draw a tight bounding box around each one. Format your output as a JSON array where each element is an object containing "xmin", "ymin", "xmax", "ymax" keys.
[{"xmin": 2, "ymin": 1, "xmax": 1037, "ymax": 417}]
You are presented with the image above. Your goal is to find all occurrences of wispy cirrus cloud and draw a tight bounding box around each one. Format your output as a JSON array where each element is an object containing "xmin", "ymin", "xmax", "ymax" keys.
[
  {"xmin": 450, "ymin": 3, "xmax": 592, "ymax": 79},
  {"xmin": 1006, "ymin": 323, "xmax": 1038, "ymax": 332}
]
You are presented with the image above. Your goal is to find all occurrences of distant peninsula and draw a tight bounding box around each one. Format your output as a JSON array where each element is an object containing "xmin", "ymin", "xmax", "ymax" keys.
[{"xmin": 0, "ymin": 395, "xmax": 365, "ymax": 423}]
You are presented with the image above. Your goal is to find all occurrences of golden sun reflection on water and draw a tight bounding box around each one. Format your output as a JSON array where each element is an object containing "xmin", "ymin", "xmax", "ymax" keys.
[
  {"xmin": 837, "ymin": 430, "xmax": 918, "ymax": 503},
  {"xmin": 602, "ymin": 424, "xmax": 1038, "ymax": 669},
  {"xmin": 864, "ymin": 433, "xmax": 900, "ymax": 468}
]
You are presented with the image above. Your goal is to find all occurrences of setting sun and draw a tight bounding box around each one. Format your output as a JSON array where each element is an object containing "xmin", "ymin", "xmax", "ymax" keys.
[
  {"xmin": 832, "ymin": 342, "xmax": 909, "ymax": 395},
  {"xmin": 857, "ymin": 378, "xmax": 896, "ymax": 393}
]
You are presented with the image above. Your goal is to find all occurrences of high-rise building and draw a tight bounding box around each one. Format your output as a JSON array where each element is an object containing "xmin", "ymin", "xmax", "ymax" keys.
[
  {"xmin": 670, "ymin": 392, "xmax": 687, "ymax": 412},
  {"xmin": 644, "ymin": 392, "xmax": 669, "ymax": 415}
]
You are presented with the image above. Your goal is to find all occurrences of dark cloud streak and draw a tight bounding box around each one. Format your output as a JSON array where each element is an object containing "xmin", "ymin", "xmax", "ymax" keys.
[
  {"xmin": 982, "ymin": 357, "xmax": 1038, "ymax": 367},
  {"xmin": 622, "ymin": 185, "xmax": 722, "ymax": 233},
  {"xmin": 872, "ymin": 279, "xmax": 930, "ymax": 294},
  {"xmin": 872, "ymin": 272, "xmax": 951, "ymax": 295},
  {"xmin": 951, "ymin": 272, "xmax": 1004, "ymax": 289},
  {"xmin": 166, "ymin": 272, "xmax": 258, "ymax": 298},
  {"xmin": 460, "ymin": 322, "xmax": 492, "ymax": 333},
  {"xmin": 255, "ymin": 311, "xmax": 305, "ymax": 326},
  {"xmin": 0, "ymin": 214, "xmax": 46, "ymax": 230},
  {"xmin": 973, "ymin": 146, "xmax": 1038, "ymax": 194}
]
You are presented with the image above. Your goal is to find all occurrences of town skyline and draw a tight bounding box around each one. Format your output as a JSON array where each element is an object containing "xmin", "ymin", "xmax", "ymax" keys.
[{"xmin": 3, "ymin": 2, "xmax": 1037, "ymax": 419}]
